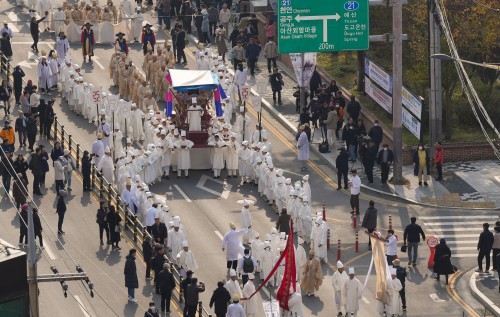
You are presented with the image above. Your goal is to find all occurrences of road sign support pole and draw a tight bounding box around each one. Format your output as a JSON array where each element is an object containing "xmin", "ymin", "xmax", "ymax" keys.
[
  {"xmin": 299, "ymin": 53, "xmax": 305, "ymax": 112},
  {"xmin": 28, "ymin": 206, "xmax": 40, "ymax": 317},
  {"xmin": 428, "ymin": 0, "xmax": 442, "ymax": 156},
  {"xmin": 392, "ymin": 0, "xmax": 403, "ymax": 184}
]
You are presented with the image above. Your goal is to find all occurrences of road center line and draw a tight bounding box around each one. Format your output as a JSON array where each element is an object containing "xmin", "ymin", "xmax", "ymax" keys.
[
  {"xmin": 42, "ymin": 240, "xmax": 57, "ymax": 260},
  {"xmin": 214, "ymin": 230, "xmax": 224, "ymax": 240},
  {"xmin": 173, "ymin": 184, "xmax": 192, "ymax": 202},
  {"xmin": 73, "ymin": 295, "xmax": 92, "ymax": 317}
]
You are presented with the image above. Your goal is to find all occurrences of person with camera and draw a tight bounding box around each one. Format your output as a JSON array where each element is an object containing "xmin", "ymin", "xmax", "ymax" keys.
[
  {"xmin": 96, "ymin": 201, "xmax": 110, "ymax": 245},
  {"xmin": 185, "ymin": 278, "xmax": 205, "ymax": 317},
  {"xmin": 269, "ymin": 67, "xmax": 283, "ymax": 106}
]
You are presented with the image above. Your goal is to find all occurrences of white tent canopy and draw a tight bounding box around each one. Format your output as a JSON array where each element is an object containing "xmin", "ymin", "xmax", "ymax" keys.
[{"xmin": 169, "ymin": 69, "xmax": 220, "ymax": 92}]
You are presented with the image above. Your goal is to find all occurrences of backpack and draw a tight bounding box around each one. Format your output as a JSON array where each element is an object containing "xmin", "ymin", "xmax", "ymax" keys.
[{"xmin": 243, "ymin": 256, "xmax": 254, "ymax": 273}]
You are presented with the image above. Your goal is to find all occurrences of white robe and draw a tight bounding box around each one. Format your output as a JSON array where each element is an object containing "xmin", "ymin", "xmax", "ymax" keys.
[
  {"xmin": 132, "ymin": 13, "xmax": 144, "ymax": 39},
  {"xmin": 222, "ymin": 228, "xmax": 248, "ymax": 261},
  {"xmin": 343, "ymin": 277, "xmax": 363, "ymax": 314},
  {"xmin": 167, "ymin": 229, "xmax": 186, "ymax": 263},
  {"xmin": 97, "ymin": 155, "xmax": 114, "ymax": 185},
  {"xmin": 242, "ymin": 280, "xmax": 257, "ymax": 315},
  {"xmin": 227, "ymin": 303, "xmax": 246, "ymax": 317},
  {"xmin": 250, "ymin": 239, "xmax": 263, "ymax": 272},
  {"xmin": 175, "ymin": 139, "xmax": 194, "ymax": 170},
  {"xmin": 332, "ymin": 270, "xmax": 349, "ymax": 312},
  {"xmin": 240, "ymin": 207, "xmax": 252, "ymax": 244},
  {"xmin": 224, "ymin": 279, "xmax": 242, "ymax": 298},
  {"xmin": 121, "ymin": 188, "xmax": 138, "ymax": 212},
  {"xmin": 98, "ymin": 122, "xmax": 113, "ymax": 149},
  {"xmin": 385, "ymin": 278, "xmax": 403, "ymax": 316},
  {"xmin": 287, "ymin": 292, "xmax": 304, "ymax": 317},
  {"xmin": 48, "ymin": 58, "xmax": 58, "ymax": 87},
  {"xmin": 226, "ymin": 141, "xmax": 240, "ymax": 170},
  {"xmin": 91, "ymin": 140, "xmax": 105, "ymax": 166},
  {"xmin": 38, "ymin": 62, "xmax": 52, "ymax": 90},
  {"xmin": 211, "ymin": 140, "xmax": 226, "ymax": 170},
  {"xmin": 188, "ymin": 105, "xmax": 203, "ymax": 131},
  {"xmin": 310, "ymin": 224, "xmax": 327, "ymax": 260},
  {"xmin": 260, "ymin": 248, "xmax": 274, "ymax": 282},
  {"xmin": 176, "ymin": 250, "xmax": 199, "ymax": 272},
  {"xmin": 56, "ymin": 36, "xmax": 69, "ymax": 63},
  {"xmin": 130, "ymin": 109, "xmax": 145, "ymax": 141},
  {"xmin": 295, "ymin": 244, "xmax": 307, "ymax": 282}
]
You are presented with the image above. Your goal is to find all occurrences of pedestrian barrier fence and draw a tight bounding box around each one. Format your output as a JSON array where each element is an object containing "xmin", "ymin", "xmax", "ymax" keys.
[{"xmin": 50, "ymin": 117, "xmax": 213, "ymax": 317}]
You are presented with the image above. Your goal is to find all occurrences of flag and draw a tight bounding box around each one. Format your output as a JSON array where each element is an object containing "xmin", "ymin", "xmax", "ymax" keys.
[
  {"xmin": 214, "ymin": 89, "xmax": 223, "ymax": 117},
  {"xmin": 166, "ymin": 92, "xmax": 173, "ymax": 117},
  {"xmin": 218, "ymin": 83, "xmax": 227, "ymax": 100},
  {"xmin": 371, "ymin": 235, "xmax": 389, "ymax": 305},
  {"xmin": 276, "ymin": 222, "xmax": 296, "ymax": 311},
  {"xmin": 166, "ymin": 72, "xmax": 172, "ymax": 85}
]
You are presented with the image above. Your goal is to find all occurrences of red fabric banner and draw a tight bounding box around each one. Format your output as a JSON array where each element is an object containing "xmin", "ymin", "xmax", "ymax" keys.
[
  {"xmin": 276, "ymin": 223, "xmax": 296, "ymax": 311},
  {"xmin": 242, "ymin": 221, "xmax": 295, "ymax": 302}
]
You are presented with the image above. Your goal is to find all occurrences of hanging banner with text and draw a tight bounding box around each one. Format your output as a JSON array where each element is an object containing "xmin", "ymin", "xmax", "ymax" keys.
[
  {"xmin": 365, "ymin": 77, "xmax": 392, "ymax": 114},
  {"xmin": 289, "ymin": 52, "xmax": 317, "ymax": 87}
]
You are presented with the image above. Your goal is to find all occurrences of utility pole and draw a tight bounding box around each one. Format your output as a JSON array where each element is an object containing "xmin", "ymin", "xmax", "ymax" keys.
[
  {"xmin": 299, "ymin": 52, "xmax": 306, "ymax": 111},
  {"xmin": 392, "ymin": 0, "xmax": 403, "ymax": 184},
  {"xmin": 428, "ymin": 0, "xmax": 442, "ymax": 157},
  {"xmin": 27, "ymin": 206, "xmax": 39, "ymax": 317}
]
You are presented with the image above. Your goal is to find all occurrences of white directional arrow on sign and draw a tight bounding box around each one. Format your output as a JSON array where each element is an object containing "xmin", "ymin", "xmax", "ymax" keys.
[{"xmin": 294, "ymin": 13, "xmax": 341, "ymax": 42}]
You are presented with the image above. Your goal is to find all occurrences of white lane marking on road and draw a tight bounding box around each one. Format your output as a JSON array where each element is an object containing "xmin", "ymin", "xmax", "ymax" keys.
[
  {"xmin": 43, "ymin": 241, "xmax": 57, "ymax": 260},
  {"xmin": 281, "ymin": 169, "xmax": 305, "ymax": 177},
  {"xmin": 419, "ymin": 215, "xmax": 498, "ymax": 220},
  {"xmin": 91, "ymin": 56, "xmax": 105, "ymax": 70},
  {"xmin": 442, "ymin": 240, "xmax": 477, "ymax": 244},
  {"xmin": 427, "ymin": 228, "xmax": 483, "ymax": 233},
  {"xmin": 196, "ymin": 174, "xmax": 232, "ymax": 199},
  {"xmin": 451, "ymin": 254, "xmax": 477, "ymax": 258},
  {"xmin": 7, "ymin": 12, "xmax": 20, "ymax": 22},
  {"xmin": 73, "ymin": 295, "xmax": 92, "ymax": 317},
  {"xmin": 214, "ymin": 230, "xmax": 224, "ymax": 240},
  {"xmin": 429, "ymin": 293, "xmax": 445, "ymax": 303},
  {"xmin": 12, "ymin": 41, "xmax": 56, "ymax": 44},
  {"xmin": 433, "ymin": 234, "xmax": 480, "ymax": 238},
  {"xmin": 173, "ymin": 184, "xmax": 192, "ymax": 202},
  {"xmin": 361, "ymin": 296, "xmax": 370, "ymax": 304},
  {"xmin": 445, "ymin": 246, "xmax": 478, "ymax": 251},
  {"xmin": 424, "ymin": 221, "xmax": 488, "ymax": 226}
]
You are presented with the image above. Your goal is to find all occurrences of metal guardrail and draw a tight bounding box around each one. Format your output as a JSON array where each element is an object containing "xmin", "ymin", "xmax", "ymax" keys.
[{"xmin": 50, "ymin": 117, "xmax": 212, "ymax": 316}]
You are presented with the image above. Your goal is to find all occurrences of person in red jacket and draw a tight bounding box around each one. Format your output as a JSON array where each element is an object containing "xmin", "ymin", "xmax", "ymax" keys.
[{"xmin": 434, "ymin": 142, "xmax": 444, "ymax": 181}]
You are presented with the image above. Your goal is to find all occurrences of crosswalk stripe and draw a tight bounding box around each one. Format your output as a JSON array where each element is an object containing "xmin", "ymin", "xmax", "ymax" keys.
[
  {"xmin": 452, "ymin": 254, "xmax": 479, "ymax": 258},
  {"xmin": 433, "ymin": 234, "xmax": 479, "ymax": 238},
  {"xmin": 424, "ymin": 221, "xmax": 489, "ymax": 226},
  {"xmin": 443, "ymin": 240, "xmax": 477, "ymax": 245},
  {"xmin": 419, "ymin": 216, "xmax": 498, "ymax": 220}
]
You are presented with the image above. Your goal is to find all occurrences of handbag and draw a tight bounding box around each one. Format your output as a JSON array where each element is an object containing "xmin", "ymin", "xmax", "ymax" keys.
[{"xmin": 400, "ymin": 244, "xmax": 407, "ymax": 252}]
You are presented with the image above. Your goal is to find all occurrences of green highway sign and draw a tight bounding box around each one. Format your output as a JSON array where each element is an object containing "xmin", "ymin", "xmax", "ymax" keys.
[{"xmin": 277, "ymin": 0, "xmax": 370, "ymax": 53}]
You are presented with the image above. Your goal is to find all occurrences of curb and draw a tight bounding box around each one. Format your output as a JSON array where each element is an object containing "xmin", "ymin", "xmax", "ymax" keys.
[{"xmin": 470, "ymin": 271, "xmax": 500, "ymax": 317}]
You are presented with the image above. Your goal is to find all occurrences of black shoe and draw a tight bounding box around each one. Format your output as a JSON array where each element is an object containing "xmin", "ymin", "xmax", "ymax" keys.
[
  {"xmin": 424, "ymin": 182, "xmax": 428, "ymax": 186},
  {"xmin": 185, "ymin": 176, "xmax": 189, "ymax": 178},
  {"xmin": 418, "ymin": 181, "xmax": 422, "ymax": 186},
  {"xmin": 344, "ymin": 186, "xmax": 348, "ymax": 189},
  {"xmin": 337, "ymin": 187, "xmax": 341, "ymax": 190},
  {"xmin": 100, "ymin": 241, "xmax": 104, "ymax": 245}
]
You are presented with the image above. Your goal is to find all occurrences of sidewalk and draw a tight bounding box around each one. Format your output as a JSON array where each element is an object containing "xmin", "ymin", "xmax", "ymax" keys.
[
  {"xmin": 470, "ymin": 270, "xmax": 500, "ymax": 316},
  {"xmin": 227, "ymin": 48, "xmax": 500, "ymax": 209}
]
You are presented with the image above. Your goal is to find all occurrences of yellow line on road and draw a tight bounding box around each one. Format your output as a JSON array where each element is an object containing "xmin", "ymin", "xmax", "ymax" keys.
[{"xmin": 446, "ymin": 270, "xmax": 480, "ymax": 317}]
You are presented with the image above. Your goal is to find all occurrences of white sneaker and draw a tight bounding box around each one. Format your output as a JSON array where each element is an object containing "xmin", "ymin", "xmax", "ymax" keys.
[{"xmin": 130, "ymin": 297, "xmax": 137, "ymax": 303}]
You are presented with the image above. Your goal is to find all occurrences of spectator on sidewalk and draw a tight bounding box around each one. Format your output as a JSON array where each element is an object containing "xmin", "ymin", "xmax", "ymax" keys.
[
  {"xmin": 335, "ymin": 104, "xmax": 345, "ymax": 139},
  {"xmin": 12, "ymin": 173, "xmax": 28, "ymax": 210},
  {"xmin": 269, "ymin": 67, "xmax": 283, "ymax": 106},
  {"xmin": 231, "ymin": 42, "xmax": 245, "ymax": 70},
  {"xmin": 263, "ymin": 37, "xmax": 278, "ymax": 73},
  {"xmin": 327, "ymin": 79, "xmax": 339, "ymax": 96},
  {"xmin": 477, "ymin": 223, "xmax": 494, "ymax": 273},
  {"xmin": 360, "ymin": 140, "xmax": 377, "ymax": 184},
  {"xmin": 124, "ymin": 248, "xmax": 139, "ymax": 303},
  {"xmin": 348, "ymin": 169, "xmax": 360, "ymax": 213},
  {"xmin": 245, "ymin": 37, "xmax": 260, "ymax": 76},
  {"xmin": 403, "ymin": 217, "xmax": 426, "ymax": 266},
  {"xmin": 157, "ymin": 263, "xmax": 176, "ymax": 313},
  {"xmin": 342, "ymin": 118, "xmax": 358, "ymax": 162},
  {"xmin": 377, "ymin": 144, "xmax": 394, "ymax": 184},
  {"xmin": 208, "ymin": 4, "xmax": 218, "ymax": 36},
  {"xmin": 412, "ymin": 143, "xmax": 430, "ymax": 186},
  {"xmin": 346, "ymin": 95, "xmax": 361, "ymax": 122},
  {"xmin": 215, "ymin": 25, "xmax": 228, "ymax": 62},
  {"xmin": 323, "ymin": 105, "xmax": 338, "ymax": 148},
  {"xmin": 15, "ymin": 110, "xmax": 28, "ymax": 148},
  {"xmin": 209, "ymin": 281, "xmax": 231, "ymax": 317},
  {"xmin": 361, "ymin": 200, "xmax": 377, "ymax": 250},
  {"xmin": 333, "ymin": 90, "xmax": 345, "ymax": 108},
  {"xmin": 13, "ymin": 153, "xmax": 29, "ymax": 181},
  {"xmin": 0, "ymin": 120, "xmax": 15, "ymax": 152},
  {"xmin": 336, "ymin": 146, "xmax": 349, "ymax": 190},
  {"xmin": 493, "ymin": 226, "xmax": 500, "ymax": 271},
  {"xmin": 434, "ymin": 142, "xmax": 444, "ymax": 181},
  {"xmin": 18, "ymin": 204, "xmax": 28, "ymax": 247},
  {"xmin": 299, "ymin": 107, "xmax": 312, "ymax": 126},
  {"xmin": 12, "ymin": 66, "xmax": 25, "ymax": 105},
  {"xmin": 368, "ymin": 120, "xmax": 383, "ymax": 150},
  {"xmin": 265, "ymin": 19, "xmax": 276, "ymax": 40},
  {"xmin": 309, "ymin": 66, "xmax": 322, "ymax": 99},
  {"xmin": 54, "ymin": 155, "xmax": 66, "ymax": 194},
  {"xmin": 56, "ymin": 189, "xmax": 67, "ymax": 235},
  {"xmin": 219, "ymin": 4, "xmax": 231, "ymax": 35},
  {"xmin": 28, "ymin": 148, "xmax": 42, "ymax": 195},
  {"xmin": 26, "ymin": 113, "xmax": 37, "ymax": 151},
  {"xmin": 186, "ymin": 278, "xmax": 205, "ymax": 317}
]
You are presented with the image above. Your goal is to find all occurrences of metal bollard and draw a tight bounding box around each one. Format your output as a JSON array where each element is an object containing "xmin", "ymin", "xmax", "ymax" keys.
[
  {"xmin": 327, "ymin": 228, "xmax": 330, "ymax": 250},
  {"xmin": 355, "ymin": 231, "xmax": 359, "ymax": 253},
  {"xmin": 76, "ymin": 144, "xmax": 80, "ymax": 169},
  {"xmin": 389, "ymin": 215, "xmax": 393, "ymax": 230},
  {"xmin": 336, "ymin": 240, "xmax": 341, "ymax": 261},
  {"xmin": 198, "ymin": 301, "xmax": 203, "ymax": 317},
  {"xmin": 68, "ymin": 135, "xmax": 72, "ymax": 154},
  {"xmin": 99, "ymin": 175, "xmax": 104, "ymax": 199},
  {"xmin": 53, "ymin": 117, "xmax": 58, "ymax": 139},
  {"xmin": 91, "ymin": 164, "xmax": 95, "ymax": 189},
  {"xmin": 353, "ymin": 207, "xmax": 357, "ymax": 228},
  {"xmin": 61, "ymin": 125, "xmax": 65, "ymax": 147},
  {"xmin": 322, "ymin": 201, "xmax": 326, "ymax": 221},
  {"xmin": 107, "ymin": 183, "xmax": 113, "ymax": 206},
  {"xmin": 179, "ymin": 275, "xmax": 184, "ymax": 303},
  {"xmin": 133, "ymin": 215, "xmax": 138, "ymax": 242}
]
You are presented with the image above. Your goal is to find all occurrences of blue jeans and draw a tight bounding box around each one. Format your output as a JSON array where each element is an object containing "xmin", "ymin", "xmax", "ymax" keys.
[
  {"xmin": 407, "ymin": 242, "xmax": 419, "ymax": 264},
  {"xmin": 64, "ymin": 171, "xmax": 72, "ymax": 188},
  {"xmin": 3, "ymin": 174, "xmax": 11, "ymax": 192},
  {"xmin": 348, "ymin": 144, "xmax": 356, "ymax": 161},
  {"xmin": 127, "ymin": 287, "xmax": 135, "ymax": 299}
]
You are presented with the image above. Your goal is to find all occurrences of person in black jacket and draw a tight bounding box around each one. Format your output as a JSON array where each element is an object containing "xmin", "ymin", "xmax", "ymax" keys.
[
  {"xmin": 30, "ymin": 15, "xmax": 46, "ymax": 53},
  {"xmin": 360, "ymin": 141, "xmax": 377, "ymax": 184},
  {"xmin": 377, "ymin": 144, "xmax": 394, "ymax": 184},
  {"xmin": 151, "ymin": 217, "xmax": 168, "ymax": 245},
  {"xmin": 157, "ymin": 263, "xmax": 176, "ymax": 313},
  {"xmin": 33, "ymin": 208, "xmax": 43, "ymax": 250},
  {"xmin": 209, "ymin": 281, "xmax": 231, "ymax": 317},
  {"xmin": 56, "ymin": 189, "xmax": 67, "ymax": 235},
  {"xmin": 0, "ymin": 80, "xmax": 12, "ymax": 116},
  {"xmin": 403, "ymin": 217, "xmax": 426, "ymax": 266},
  {"xmin": 368, "ymin": 120, "xmax": 383, "ymax": 150},
  {"xmin": 28, "ymin": 149, "xmax": 42, "ymax": 195},
  {"xmin": 342, "ymin": 118, "xmax": 359, "ymax": 161},
  {"xmin": 38, "ymin": 98, "xmax": 47, "ymax": 136},
  {"xmin": 144, "ymin": 301, "xmax": 159, "ymax": 317},
  {"xmin": 15, "ymin": 111, "xmax": 28, "ymax": 147},
  {"xmin": 477, "ymin": 223, "xmax": 494, "ymax": 273},
  {"xmin": 175, "ymin": 25, "xmax": 187, "ymax": 64},
  {"xmin": 124, "ymin": 248, "xmax": 139, "ymax": 302},
  {"xmin": 1, "ymin": 151, "xmax": 14, "ymax": 192},
  {"xmin": 42, "ymin": 99, "xmax": 55, "ymax": 139},
  {"xmin": 18, "ymin": 204, "xmax": 29, "ymax": 247},
  {"xmin": 151, "ymin": 245, "xmax": 166, "ymax": 294},
  {"xmin": 26, "ymin": 113, "xmax": 38, "ymax": 151},
  {"xmin": 433, "ymin": 238, "xmax": 454, "ymax": 284},
  {"xmin": 12, "ymin": 66, "xmax": 25, "ymax": 105},
  {"xmin": 346, "ymin": 95, "xmax": 361, "ymax": 122},
  {"xmin": 309, "ymin": 66, "xmax": 321, "ymax": 99},
  {"xmin": 392, "ymin": 259, "xmax": 407, "ymax": 311},
  {"xmin": 96, "ymin": 202, "xmax": 109, "ymax": 245},
  {"xmin": 81, "ymin": 151, "xmax": 92, "ymax": 191},
  {"xmin": 335, "ymin": 146, "xmax": 349, "ymax": 190},
  {"xmin": 50, "ymin": 141, "xmax": 63, "ymax": 166},
  {"xmin": 185, "ymin": 278, "xmax": 205, "ymax": 317},
  {"xmin": 12, "ymin": 173, "xmax": 28, "ymax": 210},
  {"xmin": 276, "ymin": 208, "xmax": 291, "ymax": 233},
  {"xmin": 13, "ymin": 154, "xmax": 29, "ymax": 182},
  {"xmin": 181, "ymin": 270, "xmax": 193, "ymax": 316},
  {"xmin": 361, "ymin": 200, "xmax": 377, "ymax": 250},
  {"xmin": 269, "ymin": 67, "xmax": 283, "ymax": 106},
  {"xmin": 107, "ymin": 205, "xmax": 121, "ymax": 250},
  {"xmin": 143, "ymin": 236, "xmax": 154, "ymax": 279}
]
